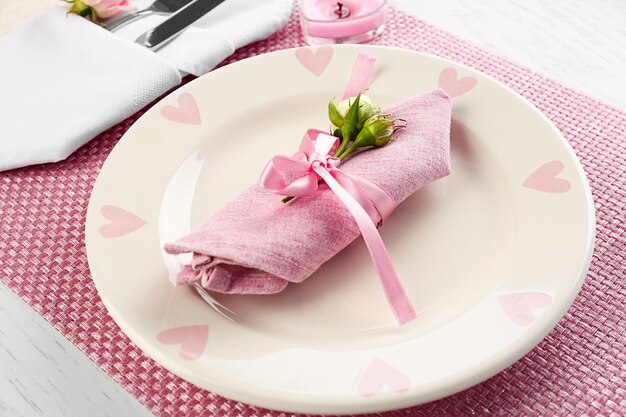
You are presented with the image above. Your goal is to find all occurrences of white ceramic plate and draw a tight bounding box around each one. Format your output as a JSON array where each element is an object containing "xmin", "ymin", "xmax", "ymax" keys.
[{"xmin": 85, "ymin": 45, "xmax": 594, "ymax": 414}]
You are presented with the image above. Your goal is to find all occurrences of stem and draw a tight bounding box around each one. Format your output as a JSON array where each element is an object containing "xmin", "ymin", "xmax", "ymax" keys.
[
  {"xmin": 338, "ymin": 143, "xmax": 358, "ymax": 160},
  {"xmin": 282, "ymin": 196, "xmax": 295, "ymax": 204},
  {"xmin": 333, "ymin": 138, "xmax": 350, "ymax": 157}
]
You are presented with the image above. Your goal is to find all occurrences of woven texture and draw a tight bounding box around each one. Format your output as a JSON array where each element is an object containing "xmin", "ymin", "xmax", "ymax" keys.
[{"xmin": 1, "ymin": 7, "xmax": 625, "ymax": 417}]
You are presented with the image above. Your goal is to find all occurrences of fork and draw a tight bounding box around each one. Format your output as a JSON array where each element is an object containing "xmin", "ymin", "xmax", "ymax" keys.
[{"xmin": 105, "ymin": 0, "xmax": 193, "ymax": 31}]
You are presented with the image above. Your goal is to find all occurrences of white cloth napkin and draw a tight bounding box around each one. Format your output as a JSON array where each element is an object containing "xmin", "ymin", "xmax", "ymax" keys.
[
  {"xmin": 0, "ymin": 0, "xmax": 292, "ymax": 172},
  {"xmin": 116, "ymin": 0, "xmax": 293, "ymax": 76}
]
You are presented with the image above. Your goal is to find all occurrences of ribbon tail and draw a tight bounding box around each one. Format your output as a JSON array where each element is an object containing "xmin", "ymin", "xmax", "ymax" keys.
[
  {"xmin": 343, "ymin": 54, "xmax": 376, "ymax": 99},
  {"xmin": 314, "ymin": 166, "xmax": 417, "ymax": 325}
]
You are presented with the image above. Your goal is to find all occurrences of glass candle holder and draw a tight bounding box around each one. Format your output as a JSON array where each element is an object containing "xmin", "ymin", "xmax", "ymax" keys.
[{"xmin": 299, "ymin": 0, "xmax": 388, "ymax": 45}]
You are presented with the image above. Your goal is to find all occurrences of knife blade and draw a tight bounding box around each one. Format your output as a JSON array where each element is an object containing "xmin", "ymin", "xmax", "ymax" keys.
[{"xmin": 135, "ymin": 0, "xmax": 227, "ymax": 50}]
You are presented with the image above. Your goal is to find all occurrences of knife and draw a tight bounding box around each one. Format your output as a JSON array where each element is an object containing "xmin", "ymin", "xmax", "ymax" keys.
[{"xmin": 135, "ymin": 0, "xmax": 227, "ymax": 50}]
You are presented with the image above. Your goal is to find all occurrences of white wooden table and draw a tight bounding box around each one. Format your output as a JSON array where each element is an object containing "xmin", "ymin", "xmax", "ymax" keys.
[{"xmin": 1, "ymin": 1, "xmax": 624, "ymax": 415}]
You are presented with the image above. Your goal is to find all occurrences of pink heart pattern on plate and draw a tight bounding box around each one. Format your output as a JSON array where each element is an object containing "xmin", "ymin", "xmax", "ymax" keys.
[
  {"xmin": 498, "ymin": 292, "xmax": 552, "ymax": 326},
  {"xmin": 99, "ymin": 205, "xmax": 146, "ymax": 238},
  {"xmin": 161, "ymin": 93, "xmax": 202, "ymax": 125},
  {"xmin": 156, "ymin": 325, "xmax": 209, "ymax": 360},
  {"xmin": 295, "ymin": 46, "xmax": 334, "ymax": 76},
  {"xmin": 357, "ymin": 359, "xmax": 411, "ymax": 396},
  {"xmin": 438, "ymin": 67, "xmax": 477, "ymax": 98},
  {"xmin": 523, "ymin": 160, "xmax": 571, "ymax": 193}
]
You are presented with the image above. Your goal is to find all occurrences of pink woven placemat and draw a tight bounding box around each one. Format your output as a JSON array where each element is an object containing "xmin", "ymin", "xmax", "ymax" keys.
[{"xmin": 1, "ymin": 7, "xmax": 625, "ymax": 417}]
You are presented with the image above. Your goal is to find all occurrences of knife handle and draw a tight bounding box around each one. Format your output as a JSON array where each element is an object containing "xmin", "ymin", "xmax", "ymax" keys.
[{"xmin": 140, "ymin": 0, "xmax": 226, "ymax": 50}]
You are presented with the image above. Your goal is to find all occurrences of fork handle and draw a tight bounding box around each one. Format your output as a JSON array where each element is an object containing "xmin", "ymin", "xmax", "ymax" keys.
[{"xmin": 106, "ymin": 10, "xmax": 153, "ymax": 32}]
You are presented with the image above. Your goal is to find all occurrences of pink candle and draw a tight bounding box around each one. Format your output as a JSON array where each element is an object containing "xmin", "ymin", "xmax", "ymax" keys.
[{"xmin": 299, "ymin": 0, "xmax": 388, "ymax": 44}]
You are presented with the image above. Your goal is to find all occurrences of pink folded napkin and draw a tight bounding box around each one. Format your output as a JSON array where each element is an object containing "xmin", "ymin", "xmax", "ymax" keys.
[{"xmin": 165, "ymin": 89, "xmax": 452, "ymax": 294}]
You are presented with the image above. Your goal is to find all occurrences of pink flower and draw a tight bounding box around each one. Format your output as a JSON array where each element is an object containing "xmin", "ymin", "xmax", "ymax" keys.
[{"xmin": 82, "ymin": 0, "xmax": 134, "ymax": 19}]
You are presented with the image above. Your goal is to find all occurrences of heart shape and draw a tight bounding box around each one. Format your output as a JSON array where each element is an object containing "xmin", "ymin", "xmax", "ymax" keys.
[
  {"xmin": 522, "ymin": 160, "xmax": 571, "ymax": 193},
  {"xmin": 161, "ymin": 93, "xmax": 202, "ymax": 125},
  {"xmin": 99, "ymin": 205, "xmax": 146, "ymax": 238},
  {"xmin": 156, "ymin": 325, "xmax": 209, "ymax": 360},
  {"xmin": 438, "ymin": 68, "xmax": 477, "ymax": 98},
  {"xmin": 295, "ymin": 46, "xmax": 334, "ymax": 76},
  {"xmin": 498, "ymin": 292, "xmax": 552, "ymax": 326},
  {"xmin": 357, "ymin": 359, "xmax": 411, "ymax": 396}
]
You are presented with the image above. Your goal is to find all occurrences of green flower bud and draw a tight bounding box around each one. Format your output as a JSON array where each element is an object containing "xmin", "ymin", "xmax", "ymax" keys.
[
  {"xmin": 335, "ymin": 95, "xmax": 373, "ymax": 116},
  {"xmin": 353, "ymin": 119, "xmax": 394, "ymax": 148},
  {"xmin": 339, "ymin": 92, "xmax": 361, "ymax": 142},
  {"xmin": 357, "ymin": 101, "xmax": 381, "ymax": 129},
  {"xmin": 337, "ymin": 117, "xmax": 405, "ymax": 159},
  {"xmin": 374, "ymin": 129, "xmax": 395, "ymax": 147},
  {"xmin": 330, "ymin": 94, "xmax": 380, "ymax": 130}
]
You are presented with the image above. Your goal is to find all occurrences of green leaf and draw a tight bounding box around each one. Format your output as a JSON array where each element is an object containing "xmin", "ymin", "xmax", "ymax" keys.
[
  {"xmin": 344, "ymin": 93, "xmax": 361, "ymax": 129},
  {"xmin": 337, "ymin": 93, "xmax": 361, "ymax": 143},
  {"xmin": 341, "ymin": 122, "xmax": 357, "ymax": 144},
  {"xmin": 328, "ymin": 100, "xmax": 344, "ymax": 128}
]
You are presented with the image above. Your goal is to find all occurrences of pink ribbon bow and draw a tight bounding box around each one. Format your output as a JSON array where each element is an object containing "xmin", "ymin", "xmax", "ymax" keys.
[{"xmin": 260, "ymin": 129, "xmax": 417, "ymax": 325}]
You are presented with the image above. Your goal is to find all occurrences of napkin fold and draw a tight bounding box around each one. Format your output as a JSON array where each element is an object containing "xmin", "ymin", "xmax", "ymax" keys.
[
  {"xmin": 0, "ymin": 9, "xmax": 181, "ymax": 171},
  {"xmin": 164, "ymin": 89, "xmax": 452, "ymax": 294},
  {"xmin": 115, "ymin": 0, "xmax": 293, "ymax": 76},
  {"xmin": 0, "ymin": 0, "xmax": 292, "ymax": 172}
]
